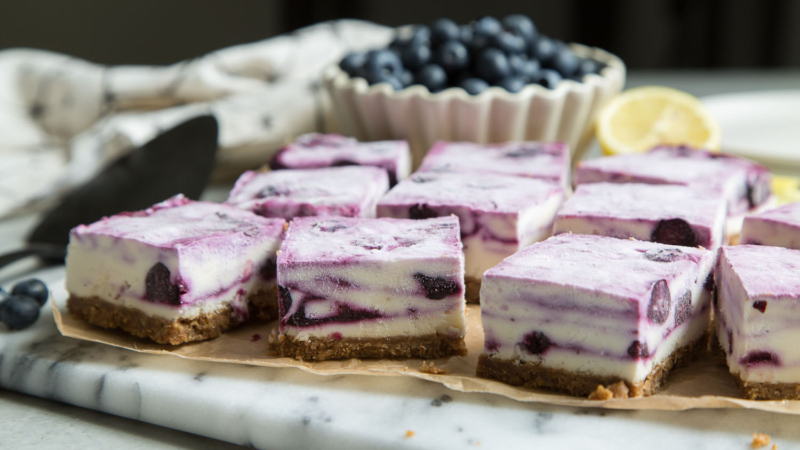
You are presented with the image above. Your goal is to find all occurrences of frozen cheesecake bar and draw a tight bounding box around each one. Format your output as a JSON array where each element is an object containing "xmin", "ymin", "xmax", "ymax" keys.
[
  {"xmin": 276, "ymin": 216, "xmax": 467, "ymax": 360},
  {"xmin": 417, "ymin": 141, "xmax": 571, "ymax": 189},
  {"xmin": 741, "ymin": 202, "xmax": 800, "ymax": 249},
  {"xmin": 269, "ymin": 133, "xmax": 411, "ymax": 186},
  {"xmin": 377, "ymin": 172, "xmax": 565, "ymax": 303},
  {"xmin": 477, "ymin": 234, "xmax": 714, "ymax": 397},
  {"xmin": 575, "ymin": 145, "xmax": 774, "ymax": 235},
  {"xmin": 715, "ymin": 245, "xmax": 800, "ymax": 400},
  {"xmin": 554, "ymin": 183, "xmax": 727, "ymax": 250},
  {"xmin": 65, "ymin": 195, "xmax": 285, "ymax": 345},
  {"xmin": 227, "ymin": 166, "xmax": 389, "ymax": 219}
]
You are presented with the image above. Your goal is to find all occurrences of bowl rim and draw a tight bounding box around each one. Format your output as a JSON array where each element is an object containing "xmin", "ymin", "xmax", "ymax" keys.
[{"xmin": 323, "ymin": 42, "xmax": 626, "ymax": 102}]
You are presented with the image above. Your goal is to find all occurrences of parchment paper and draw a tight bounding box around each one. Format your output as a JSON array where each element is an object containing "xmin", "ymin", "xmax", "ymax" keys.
[{"xmin": 53, "ymin": 301, "xmax": 800, "ymax": 414}]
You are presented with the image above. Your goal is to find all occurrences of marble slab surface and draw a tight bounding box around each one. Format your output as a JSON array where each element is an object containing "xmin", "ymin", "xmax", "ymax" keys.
[{"xmin": 2, "ymin": 266, "xmax": 800, "ymax": 449}]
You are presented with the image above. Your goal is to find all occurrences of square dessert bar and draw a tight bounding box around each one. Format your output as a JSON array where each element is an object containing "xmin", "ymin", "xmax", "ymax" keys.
[
  {"xmin": 276, "ymin": 216, "xmax": 467, "ymax": 360},
  {"xmin": 377, "ymin": 172, "xmax": 565, "ymax": 303},
  {"xmin": 417, "ymin": 140, "xmax": 571, "ymax": 189},
  {"xmin": 269, "ymin": 133, "xmax": 411, "ymax": 186},
  {"xmin": 553, "ymin": 183, "xmax": 727, "ymax": 250},
  {"xmin": 227, "ymin": 166, "xmax": 389, "ymax": 219},
  {"xmin": 741, "ymin": 202, "xmax": 800, "ymax": 249},
  {"xmin": 575, "ymin": 145, "xmax": 773, "ymax": 236},
  {"xmin": 65, "ymin": 195, "xmax": 286, "ymax": 345},
  {"xmin": 477, "ymin": 234, "xmax": 714, "ymax": 398},
  {"xmin": 715, "ymin": 245, "xmax": 800, "ymax": 400}
]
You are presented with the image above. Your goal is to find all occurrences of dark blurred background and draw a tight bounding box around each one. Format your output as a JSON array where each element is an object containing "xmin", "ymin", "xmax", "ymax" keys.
[{"xmin": 2, "ymin": 0, "xmax": 799, "ymax": 68}]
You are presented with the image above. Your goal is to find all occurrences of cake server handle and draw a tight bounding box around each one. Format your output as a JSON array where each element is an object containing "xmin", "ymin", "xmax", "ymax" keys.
[{"xmin": 0, "ymin": 244, "xmax": 66, "ymax": 271}]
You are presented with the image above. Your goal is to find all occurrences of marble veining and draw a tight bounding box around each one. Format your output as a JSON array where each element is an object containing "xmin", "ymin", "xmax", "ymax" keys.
[{"xmin": 3, "ymin": 268, "xmax": 800, "ymax": 449}]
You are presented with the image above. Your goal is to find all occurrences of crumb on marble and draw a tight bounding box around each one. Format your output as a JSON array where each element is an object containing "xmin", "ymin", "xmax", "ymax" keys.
[
  {"xmin": 420, "ymin": 360, "xmax": 448, "ymax": 374},
  {"xmin": 406, "ymin": 430, "xmax": 416, "ymax": 438},
  {"xmin": 588, "ymin": 385, "xmax": 613, "ymax": 401},
  {"xmin": 752, "ymin": 433, "xmax": 771, "ymax": 449}
]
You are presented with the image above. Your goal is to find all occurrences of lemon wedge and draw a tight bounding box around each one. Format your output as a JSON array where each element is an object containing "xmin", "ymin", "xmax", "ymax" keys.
[
  {"xmin": 772, "ymin": 175, "xmax": 800, "ymax": 205},
  {"xmin": 596, "ymin": 86, "xmax": 721, "ymax": 155}
]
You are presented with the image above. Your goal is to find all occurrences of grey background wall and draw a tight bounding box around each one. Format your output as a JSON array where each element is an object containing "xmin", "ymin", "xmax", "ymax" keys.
[{"xmin": 2, "ymin": 0, "xmax": 799, "ymax": 68}]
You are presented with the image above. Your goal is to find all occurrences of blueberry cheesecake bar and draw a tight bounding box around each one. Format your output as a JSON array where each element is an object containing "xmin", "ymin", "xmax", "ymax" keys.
[
  {"xmin": 477, "ymin": 234, "xmax": 714, "ymax": 397},
  {"xmin": 377, "ymin": 172, "xmax": 565, "ymax": 303},
  {"xmin": 227, "ymin": 166, "xmax": 389, "ymax": 219},
  {"xmin": 417, "ymin": 141, "xmax": 571, "ymax": 189},
  {"xmin": 740, "ymin": 202, "xmax": 800, "ymax": 249},
  {"xmin": 65, "ymin": 195, "xmax": 286, "ymax": 345},
  {"xmin": 269, "ymin": 133, "xmax": 411, "ymax": 186},
  {"xmin": 554, "ymin": 183, "xmax": 727, "ymax": 249},
  {"xmin": 276, "ymin": 216, "xmax": 467, "ymax": 360},
  {"xmin": 575, "ymin": 145, "xmax": 774, "ymax": 236},
  {"xmin": 715, "ymin": 245, "xmax": 800, "ymax": 400}
]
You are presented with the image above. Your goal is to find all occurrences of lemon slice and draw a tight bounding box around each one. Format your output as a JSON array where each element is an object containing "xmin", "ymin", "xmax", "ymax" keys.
[
  {"xmin": 596, "ymin": 86, "xmax": 721, "ymax": 155},
  {"xmin": 772, "ymin": 175, "xmax": 800, "ymax": 205}
]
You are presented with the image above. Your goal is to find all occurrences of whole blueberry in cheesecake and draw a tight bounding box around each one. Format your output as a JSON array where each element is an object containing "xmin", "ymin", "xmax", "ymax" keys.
[
  {"xmin": 377, "ymin": 172, "xmax": 565, "ymax": 303},
  {"xmin": 276, "ymin": 216, "xmax": 467, "ymax": 361},
  {"xmin": 715, "ymin": 245, "xmax": 800, "ymax": 400},
  {"xmin": 416, "ymin": 140, "xmax": 571, "ymax": 190},
  {"xmin": 554, "ymin": 183, "xmax": 727, "ymax": 250},
  {"xmin": 477, "ymin": 234, "xmax": 714, "ymax": 398},
  {"xmin": 575, "ymin": 146, "xmax": 774, "ymax": 238},
  {"xmin": 269, "ymin": 133, "xmax": 411, "ymax": 187},
  {"xmin": 65, "ymin": 195, "xmax": 286, "ymax": 345},
  {"xmin": 227, "ymin": 166, "xmax": 389, "ymax": 219},
  {"xmin": 740, "ymin": 201, "xmax": 800, "ymax": 249}
]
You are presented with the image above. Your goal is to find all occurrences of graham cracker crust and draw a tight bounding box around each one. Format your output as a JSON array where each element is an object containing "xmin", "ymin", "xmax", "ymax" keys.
[
  {"xmin": 278, "ymin": 333, "xmax": 468, "ymax": 361},
  {"xmin": 736, "ymin": 375, "xmax": 800, "ymax": 400},
  {"xmin": 476, "ymin": 333, "xmax": 709, "ymax": 398},
  {"xmin": 68, "ymin": 286, "xmax": 277, "ymax": 345},
  {"xmin": 465, "ymin": 276, "xmax": 481, "ymax": 304}
]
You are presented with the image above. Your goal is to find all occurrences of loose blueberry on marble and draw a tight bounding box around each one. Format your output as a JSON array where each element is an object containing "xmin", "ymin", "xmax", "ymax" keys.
[
  {"xmin": 0, "ymin": 295, "xmax": 40, "ymax": 330},
  {"xmin": 11, "ymin": 279, "xmax": 49, "ymax": 307}
]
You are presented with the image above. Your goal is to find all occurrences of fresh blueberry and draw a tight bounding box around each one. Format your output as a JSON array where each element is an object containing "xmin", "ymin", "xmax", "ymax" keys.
[
  {"xmin": 401, "ymin": 44, "xmax": 432, "ymax": 71},
  {"xmin": 502, "ymin": 14, "xmax": 538, "ymax": 42},
  {"xmin": 740, "ymin": 351, "xmax": 780, "ymax": 367},
  {"xmin": 0, "ymin": 295, "xmax": 40, "ymax": 330},
  {"xmin": 400, "ymin": 69, "xmax": 414, "ymax": 87},
  {"xmin": 413, "ymin": 273, "xmax": 461, "ymax": 300},
  {"xmin": 552, "ymin": 45, "xmax": 580, "ymax": 77},
  {"xmin": 409, "ymin": 203, "xmax": 439, "ymax": 219},
  {"xmin": 0, "ymin": 287, "xmax": 8, "ymax": 302},
  {"xmin": 508, "ymin": 54, "xmax": 540, "ymax": 82},
  {"xmin": 475, "ymin": 48, "xmax": 511, "ymax": 83},
  {"xmin": 520, "ymin": 331, "xmax": 551, "ymax": 355},
  {"xmin": 430, "ymin": 18, "xmax": 460, "ymax": 45},
  {"xmin": 474, "ymin": 16, "xmax": 503, "ymax": 38},
  {"xmin": 647, "ymin": 279, "xmax": 671, "ymax": 325},
  {"xmin": 459, "ymin": 24, "xmax": 473, "ymax": 44},
  {"xmin": 259, "ymin": 259, "xmax": 277, "ymax": 281},
  {"xmin": 415, "ymin": 64, "xmax": 448, "ymax": 92},
  {"xmin": 339, "ymin": 52, "xmax": 366, "ymax": 78},
  {"xmin": 530, "ymin": 36, "xmax": 558, "ymax": 66},
  {"xmin": 753, "ymin": 300, "xmax": 767, "ymax": 313},
  {"xmin": 575, "ymin": 58, "xmax": 603, "ymax": 77},
  {"xmin": 627, "ymin": 340, "xmax": 650, "ymax": 359},
  {"xmin": 491, "ymin": 31, "xmax": 527, "ymax": 54},
  {"xmin": 459, "ymin": 77, "xmax": 490, "ymax": 95},
  {"xmin": 363, "ymin": 50, "xmax": 404, "ymax": 85},
  {"xmin": 433, "ymin": 40, "xmax": 470, "ymax": 74},
  {"xmin": 11, "ymin": 279, "xmax": 49, "ymax": 307},
  {"xmin": 376, "ymin": 75, "xmax": 404, "ymax": 91},
  {"xmin": 674, "ymin": 291, "xmax": 693, "ymax": 326},
  {"xmin": 747, "ymin": 175, "xmax": 770, "ymax": 208},
  {"xmin": 497, "ymin": 76, "xmax": 527, "ymax": 93},
  {"xmin": 394, "ymin": 25, "xmax": 431, "ymax": 49},
  {"xmin": 651, "ymin": 218, "xmax": 698, "ymax": 247},
  {"xmin": 145, "ymin": 262, "xmax": 181, "ymax": 305},
  {"xmin": 535, "ymin": 69, "xmax": 562, "ymax": 89},
  {"xmin": 704, "ymin": 272, "xmax": 715, "ymax": 292}
]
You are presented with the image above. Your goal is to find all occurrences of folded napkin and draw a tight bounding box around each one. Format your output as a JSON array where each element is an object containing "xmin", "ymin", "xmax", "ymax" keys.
[{"xmin": 0, "ymin": 20, "xmax": 392, "ymax": 219}]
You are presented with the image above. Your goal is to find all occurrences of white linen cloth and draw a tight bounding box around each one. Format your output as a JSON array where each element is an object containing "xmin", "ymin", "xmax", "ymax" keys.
[{"xmin": 0, "ymin": 20, "xmax": 392, "ymax": 218}]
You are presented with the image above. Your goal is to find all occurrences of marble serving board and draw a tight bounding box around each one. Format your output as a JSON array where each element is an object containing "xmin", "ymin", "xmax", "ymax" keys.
[
  {"xmin": 51, "ymin": 275, "xmax": 800, "ymax": 415},
  {"xmin": 7, "ymin": 267, "xmax": 800, "ymax": 449}
]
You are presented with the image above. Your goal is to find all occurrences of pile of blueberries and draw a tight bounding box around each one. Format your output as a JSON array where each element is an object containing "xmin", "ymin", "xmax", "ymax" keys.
[
  {"xmin": 339, "ymin": 14, "xmax": 605, "ymax": 95},
  {"xmin": 0, "ymin": 279, "xmax": 49, "ymax": 330}
]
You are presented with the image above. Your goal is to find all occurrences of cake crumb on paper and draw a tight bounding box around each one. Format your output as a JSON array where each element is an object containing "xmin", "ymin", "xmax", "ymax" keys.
[
  {"xmin": 406, "ymin": 430, "xmax": 416, "ymax": 438},
  {"xmin": 772, "ymin": 444, "xmax": 778, "ymax": 450},
  {"xmin": 265, "ymin": 327, "xmax": 280, "ymax": 356},
  {"xmin": 608, "ymin": 381, "xmax": 630, "ymax": 399},
  {"xmin": 420, "ymin": 360, "xmax": 449, "ymax": 374},
  {"xmin": 588, "ymin": 385, "xmax": 613, "ymax": 400},
  {"xmin": 751, "ymin": 433, "xmax": 771, "ymax": 448}
]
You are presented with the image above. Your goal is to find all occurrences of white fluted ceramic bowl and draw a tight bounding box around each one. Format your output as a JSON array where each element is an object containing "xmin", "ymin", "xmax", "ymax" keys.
[{"xmin": 324, "ymin": 43, "xmax": 625, "ymax": 168}]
